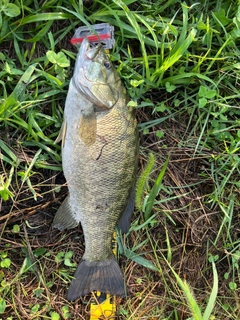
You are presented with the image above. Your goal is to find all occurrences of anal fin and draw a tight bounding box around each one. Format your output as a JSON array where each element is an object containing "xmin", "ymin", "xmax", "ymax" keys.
[{"xmin": 53, "ymin": 196, "xmax": 79, "ymax": 231}]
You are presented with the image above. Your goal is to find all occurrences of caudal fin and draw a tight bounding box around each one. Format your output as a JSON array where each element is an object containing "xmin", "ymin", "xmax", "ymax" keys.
[{"xmin": 67, "ymin": 257, "xmax": 125, "ymax": 301}]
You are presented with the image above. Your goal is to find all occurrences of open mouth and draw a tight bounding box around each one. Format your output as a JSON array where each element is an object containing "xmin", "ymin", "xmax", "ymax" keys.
[{"xmin": 84, "ymin": 41, "xmax": 102, "ymax": 60}]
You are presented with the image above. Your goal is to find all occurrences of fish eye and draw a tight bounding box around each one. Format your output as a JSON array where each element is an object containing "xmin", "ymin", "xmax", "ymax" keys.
[{"xmin": 103, "ymin": 61, "xmax": 111, "ymax": 69}]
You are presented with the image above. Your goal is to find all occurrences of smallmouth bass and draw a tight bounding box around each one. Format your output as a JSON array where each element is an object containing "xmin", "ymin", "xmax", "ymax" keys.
[{"xmin": 53, "ymin": 38, "xmax": 139, "ymax": 301}]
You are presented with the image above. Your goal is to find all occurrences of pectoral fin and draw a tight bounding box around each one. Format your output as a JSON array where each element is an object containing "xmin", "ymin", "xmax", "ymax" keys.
[
  {"xmin": 79, "ymin": 111, "xmax": 97, "ymax": 146},
  {"xmin": 53, "ymin": 196, "xmax": 79, "ymax": 231}
]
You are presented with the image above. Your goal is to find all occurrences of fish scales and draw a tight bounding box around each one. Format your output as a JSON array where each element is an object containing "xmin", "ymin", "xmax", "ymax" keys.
[
  {"xmin": 53, "ymin": 38, "xmax": 138, "ymax": 300},
  {"xmin": 67, "ymin": 105, "xmax": 137, "ymax": 260}
]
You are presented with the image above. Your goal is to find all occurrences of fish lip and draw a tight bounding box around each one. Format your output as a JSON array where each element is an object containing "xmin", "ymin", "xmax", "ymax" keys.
[{"xmin": 80, "ymin": 38, "xmax": 102, "ymax": 60}]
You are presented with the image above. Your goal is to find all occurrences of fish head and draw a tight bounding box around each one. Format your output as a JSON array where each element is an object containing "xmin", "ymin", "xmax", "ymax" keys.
[{"xmin": 73, "ymin": 38, "xmax": 122, "ymax": 109}]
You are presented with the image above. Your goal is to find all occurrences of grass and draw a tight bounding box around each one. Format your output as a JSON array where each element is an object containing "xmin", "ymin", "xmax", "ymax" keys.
[{"xmin": 0, "ymin": 0, "xmax": 240, "ymax": 319}]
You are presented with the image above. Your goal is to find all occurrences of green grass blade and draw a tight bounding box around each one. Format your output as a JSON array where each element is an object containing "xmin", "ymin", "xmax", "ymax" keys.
[
  {"xmin": 130, "ymin": 255, "xmax": 159, "ymax": 272},
  {"xmin": 155, "ymin": 0, "xmax": 179, "ymax": 14},
  {"xmin": 135, "ymin": 13, "xmax": 160, "ymax": 68},
  {"xmin": 0, "ymin": 140, "xmax": 18, "ymax": 165},
  {"xmin": 2, "ymin": 64, "xmax": 37, "ymax": 113},
  {"xmin": 152, "ymin": 28, "xmax": 197, "ymax": 84},
  {"xmin": 18, "ymin": 20, "xmax": 53, "ymax": 43},
  {"xmin": 203, "ymin": 260, "xmax": 218, "ymax": 319},
  {"xmin": 19, "ymin": 149, "xmax": 42, "ymax": 185},
  {"xmin": 144, "ymin": 157, "xmax": 169, "ymax": 220},
  {"xmin": 24, "ymin": 142, "xmax": 61, "ymax": 162},
  {"xmin": 112, "ymin": 0, "xmax": 150, "ymax": 79},
  {"xmin": 135, "ymin": 153, "xmax": 155, "ymax": 210},
  {"xmin": 123, "ymin": 246, "xmax": 159, "ymax": 272},
  {"xmin": 138, "ymin": 113, "xmax": 177, "ymax": 130},
  {"xmin": 13, "ymin": 13, "xmax": 73, "ymax": 26},
  {"xmin": 163, "ymin": 257, "xmax": 203, "ymax": 320},
  {"xmin": 129, "ymin": 213, "xmax": 158, "ymax": 233},
  {"xmin": 93, "ymin": 0, "xmax": 125, "ymax": 45},
  {"xmin": 161, "ymin": 72, "xmax": 217, "ymax": 87},
  {"xmin": 59, "ymin": 6, "xmax": 93, "ymax": 32}
]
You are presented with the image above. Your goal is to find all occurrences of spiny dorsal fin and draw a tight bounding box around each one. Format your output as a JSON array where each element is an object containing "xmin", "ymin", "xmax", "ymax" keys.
[{"xmin": 55, "ymin": 119, "xmax": 67, "ymax": 148}]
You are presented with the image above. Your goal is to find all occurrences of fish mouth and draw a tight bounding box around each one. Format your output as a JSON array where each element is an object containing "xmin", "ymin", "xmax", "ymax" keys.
[{"xmin": 80, "ymin": 38, "xmax": 102, "ymax": 60}]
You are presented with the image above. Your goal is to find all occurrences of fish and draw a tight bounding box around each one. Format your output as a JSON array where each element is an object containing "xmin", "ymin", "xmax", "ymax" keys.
[{"xmin": 53, "ymin": 38, "xmax": 139, "ymax": 301}]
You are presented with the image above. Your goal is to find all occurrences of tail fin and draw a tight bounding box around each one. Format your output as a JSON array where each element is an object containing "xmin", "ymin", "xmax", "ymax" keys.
[{"xmin": 67, "ymin": 256, "xmax": 125, "ymax": 301}]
